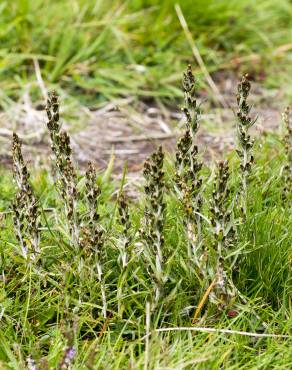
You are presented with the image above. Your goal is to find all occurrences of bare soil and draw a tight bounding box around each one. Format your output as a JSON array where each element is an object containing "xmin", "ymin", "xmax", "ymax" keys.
[{"xmin": 0, "ymin": 77, "xmax": 284, "ymax": 177}]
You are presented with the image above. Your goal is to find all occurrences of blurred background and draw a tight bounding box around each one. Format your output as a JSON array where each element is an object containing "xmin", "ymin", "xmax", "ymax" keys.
[{"xmin": 0, "ymin": 0, "xmax": 291, "ymax": 171}]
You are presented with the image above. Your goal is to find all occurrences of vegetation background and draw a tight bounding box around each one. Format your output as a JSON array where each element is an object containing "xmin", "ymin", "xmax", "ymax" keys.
[
  {"xmin": 1, "ymin": 0, "xmax": 292, "ymax": 169},
  {"xmin": 0, "ymin": 1, "xmax": 291, "ymax": 369}
]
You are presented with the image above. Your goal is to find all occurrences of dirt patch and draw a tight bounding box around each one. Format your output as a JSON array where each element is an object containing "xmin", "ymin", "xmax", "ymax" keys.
[{"xmin": 0, "ymin": 79, "xmax": 284, "ymax": 176}]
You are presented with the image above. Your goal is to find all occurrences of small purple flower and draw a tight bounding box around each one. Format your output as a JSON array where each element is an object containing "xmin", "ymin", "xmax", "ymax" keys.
[
  {"xmin": 63, "ymin": 347, "xmax": 76, "ymax": 367},
  {"xmin": 66, "ymin": 347, "xmax": 76, "ymax": 361}
]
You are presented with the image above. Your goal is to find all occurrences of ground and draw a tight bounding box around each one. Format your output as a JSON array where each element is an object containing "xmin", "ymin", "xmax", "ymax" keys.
[{"xmin": 0, "ymin": 73, "xmax": 285, "ymax": 179}]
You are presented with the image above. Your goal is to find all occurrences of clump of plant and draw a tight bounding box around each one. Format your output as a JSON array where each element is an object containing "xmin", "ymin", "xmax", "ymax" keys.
[
  {"xmin": 11, "ymin": 133, "xmax": 40, "ymax": 260},
  {"xmin": 174, "ymin": 64, "xmax": 203, "ymax": 266},
  {"xmin": 4, "ymin": 64, "xmax": 291, "ymax": 368},
  {"xmin": 46, "ymin": 93, "xmax": 108, "ymax": 317},
  {"xmin": 281, "ymin": 107, "xmax": 291, "ymax": 200},
  {"xmin": 236, "ymin": 74, "xmax": 256, "ymax": 215},
  {"xmin": 141, "ymin": 145, "xmax": 166, "ymax": 304}
]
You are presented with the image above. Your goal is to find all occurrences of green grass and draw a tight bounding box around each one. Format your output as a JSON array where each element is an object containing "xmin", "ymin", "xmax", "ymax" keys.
[
  {"xmin": 1, "ymin": 0, "xmax": 292, "ymax": 107},
  {"xmin": 0, "ymin": 123, "xmax": 291, "ymax": 369}
]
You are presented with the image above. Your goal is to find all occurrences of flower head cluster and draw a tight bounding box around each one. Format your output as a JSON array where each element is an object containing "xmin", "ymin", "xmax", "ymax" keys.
[
  {"xmin": 210, "ymin": 160, "xmax": 234, "ymax": 250},
  {"xmin": 46, "ymin": 91, "xmax": 80, "ymax": 245},
  {"xmin": 236, "ymin": 74, "xmax": 256, "ymax": 214},
  {"xmin": 182, "ymin": 64, "xmax": 200, "ymax": 135},
  {"xmin": 141, "ymin": 146, "xmax": 166, "ymax": 302},
  {"xmin": 58, "ymin": 346, "xmax": 76, "ymax": 370},
  {"xmin": 118, "ymin": 193, "xmax": 132, "ymax": 248},
  {"xmin": 142, "ymin": 146, "xmax": 165, "ymax": 252},
  {"xmin": 175, "ymin": 65, "xmax": 203, "ymax": 226},
  {"xmin": 209, "ymin": 160, "xmax": 236, "ymax": 309},
  {"xmin": 12, "ymin": 133, "xmax": 40, "ymax": 259},
  {"xmin": 80, "ymin": 162, "xmax": 104, "ymax": 255}
]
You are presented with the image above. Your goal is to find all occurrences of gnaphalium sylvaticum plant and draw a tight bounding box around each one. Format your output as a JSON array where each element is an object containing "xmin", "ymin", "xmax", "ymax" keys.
[
  {"xmin": 80, "ymin": 161, "xmax": 104, "ymax": 255},
  {"xmin": 11, "ymin": 133, "xmax": 40, "ymax": 260},
  {"xmin": 82, "ymin": 161, "xmax": 107, "ymax": 317},
  {"xmin": 236, "ymin": 74, "xmax": 256, "ymax": 216},
  {"xmin": 46, "ymin": 90, "xmax": 81, "ymax": 247},
  {"xmin": 141, "ymin": 145, "xmax": 166, "ymax": 305},
  {"xmin": 46, "ymin": 92, "xmax": 105, "ymax": 253},
  {"xmin": 174, "ymin": 64, "xmax": 204, "ymax": 269},
  {"xmin": 208, "ymin": 160, "xmax": 237, "ymax": 310}
]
